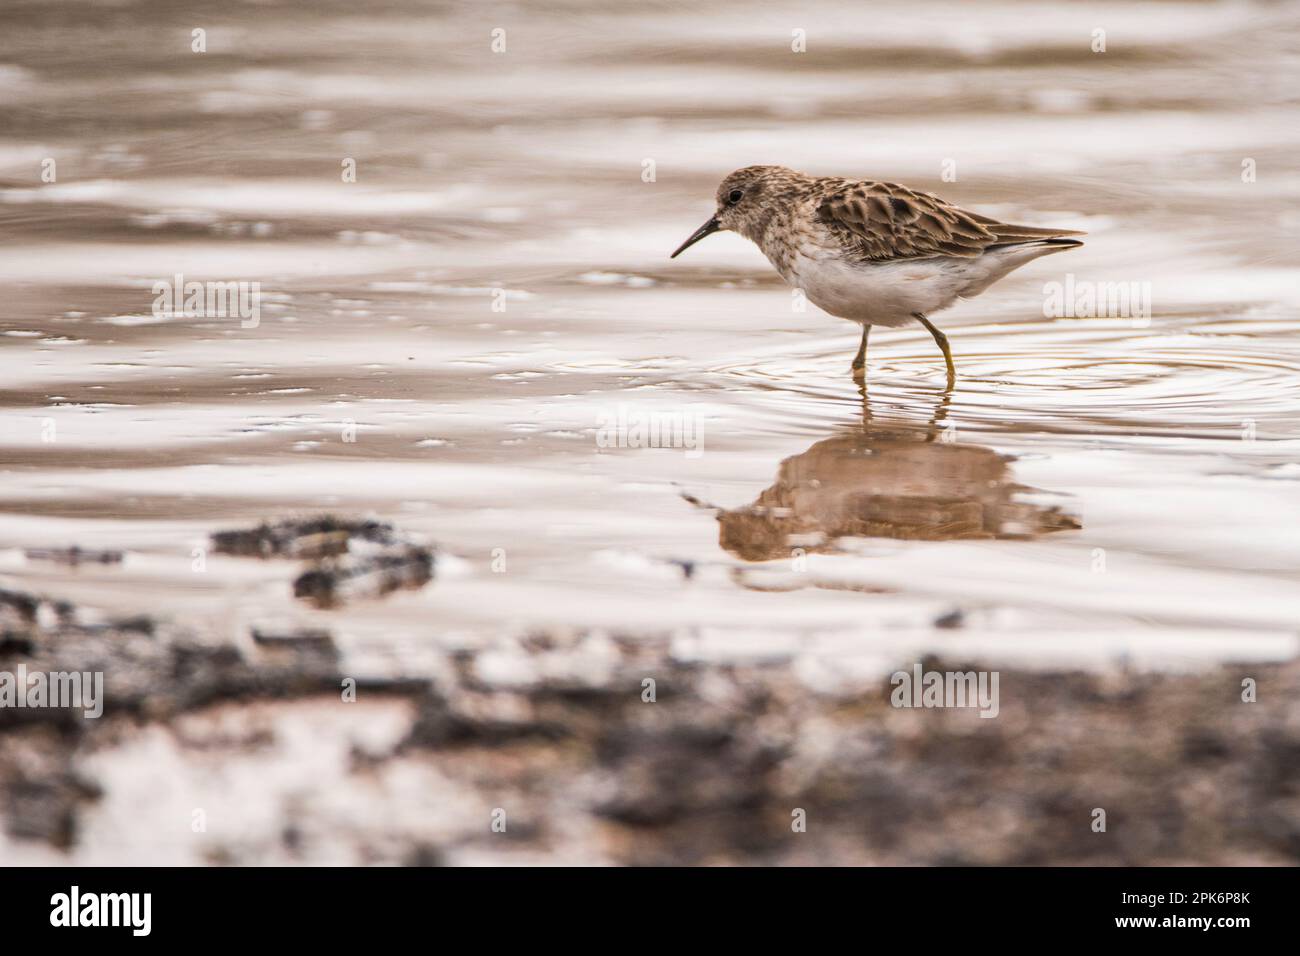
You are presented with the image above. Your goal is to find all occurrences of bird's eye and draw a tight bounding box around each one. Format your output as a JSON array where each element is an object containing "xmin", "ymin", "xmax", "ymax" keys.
[{"xmin": 726, "ymin": 189, "xmax": 744, "ymax": 206}]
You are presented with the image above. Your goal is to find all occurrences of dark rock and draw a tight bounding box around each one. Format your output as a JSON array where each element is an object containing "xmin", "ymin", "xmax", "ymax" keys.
[
  {"xmin": 211, "ymin": 516, "xmax": 402, "ymax": 559},
  {"xmin": 293, "ymin": 545, "xmax": 433, "ymax": 608},
  {"xmin": 934, "ymin": 608, "xmax": 965, "ymax": 629},
  {"xmin": 251, "ymin": 626, "xmax": 335, "ymax": 651},
  {"xmin": 213, "ymin": 515, "xmax": 435, "ymax": 606},
  {"xmin": 24, "ymin": 547, "xmax": 124, "ymax": 566}
]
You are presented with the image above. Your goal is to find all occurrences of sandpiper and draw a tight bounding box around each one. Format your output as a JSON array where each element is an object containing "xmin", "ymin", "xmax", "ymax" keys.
[{"xmin": 670, "ymin": 165, "xmax": 1084, "ymax": 382}]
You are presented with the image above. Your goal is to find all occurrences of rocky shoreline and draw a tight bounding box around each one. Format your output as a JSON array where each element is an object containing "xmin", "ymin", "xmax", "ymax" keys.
[{"xmin": 2, "ymin": 520, "xmax": 1296, "ymax": 864}]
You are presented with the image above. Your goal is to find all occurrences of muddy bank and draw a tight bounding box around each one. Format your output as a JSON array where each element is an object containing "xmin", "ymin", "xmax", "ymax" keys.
[{"xmin": 2, "ymin": 569, "xmax": 1295, "ymax": 864}]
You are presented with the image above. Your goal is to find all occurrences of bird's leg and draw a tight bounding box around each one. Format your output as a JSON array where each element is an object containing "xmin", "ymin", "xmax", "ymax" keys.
[
  {"xmin": 850, "ymin": 324, "xmax": 870, "ymax": 378},
  {"xmin": 914, "ymin": 313, "xmax": 955, "ymax": 384}
]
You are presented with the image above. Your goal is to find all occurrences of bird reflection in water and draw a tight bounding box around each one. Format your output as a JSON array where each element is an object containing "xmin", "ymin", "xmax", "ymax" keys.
[{"xmin": 716, "ymin": 387, "xmax": 1080, "ymax": 562}]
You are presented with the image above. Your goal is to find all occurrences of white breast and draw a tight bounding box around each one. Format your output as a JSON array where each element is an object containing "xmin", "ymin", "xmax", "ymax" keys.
[{"xmin": 789, "ymin": 253, "xmax": 972, "ymax": 327}]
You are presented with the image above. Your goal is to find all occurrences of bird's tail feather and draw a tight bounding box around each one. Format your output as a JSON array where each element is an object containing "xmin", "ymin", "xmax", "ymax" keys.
[{"xmin": 988, "ymin": 236, "xmax": 1084, "ymax": 252}]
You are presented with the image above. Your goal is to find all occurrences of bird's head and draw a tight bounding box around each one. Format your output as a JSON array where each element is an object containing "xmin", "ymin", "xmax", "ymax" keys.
[{"xmin": 670, "ymin": 165, "xmax": 804, "ymax": 258}]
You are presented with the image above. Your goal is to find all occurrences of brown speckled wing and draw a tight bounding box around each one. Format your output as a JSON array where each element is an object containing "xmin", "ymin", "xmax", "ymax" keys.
[
  {"xmin": 816, "ymin": 181, "xmax": 1082, "ymax": 262},
  {"xmin": 816, "ymin": 181, "xmax": 997, "ymax": 261}
]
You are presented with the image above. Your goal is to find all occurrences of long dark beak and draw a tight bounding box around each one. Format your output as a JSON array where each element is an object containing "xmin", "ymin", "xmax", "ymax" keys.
[{"xmin": 670, "ymin": 216, "xmax": 721, "ymax": 258}]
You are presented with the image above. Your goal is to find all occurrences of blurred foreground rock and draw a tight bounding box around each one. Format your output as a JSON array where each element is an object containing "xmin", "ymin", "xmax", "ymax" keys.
[
  {"xmin": 0, "ymin": 583, "xmax": 342, "ymax": 849},
  {"xmin": 1, "ymin": 580, "xmax": 1296, "ymax": 864}
]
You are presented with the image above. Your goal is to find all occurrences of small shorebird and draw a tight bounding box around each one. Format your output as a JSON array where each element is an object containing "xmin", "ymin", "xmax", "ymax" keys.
[{"xmin": 670, "ymin": 165, "xmax": 1084, "ymax": 383}]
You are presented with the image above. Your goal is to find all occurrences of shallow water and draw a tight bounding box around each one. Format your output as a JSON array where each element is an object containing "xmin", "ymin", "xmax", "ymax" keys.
[{"xmin": 2, "ymin": 0, "xmax": 1299, "ymax": 691}]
